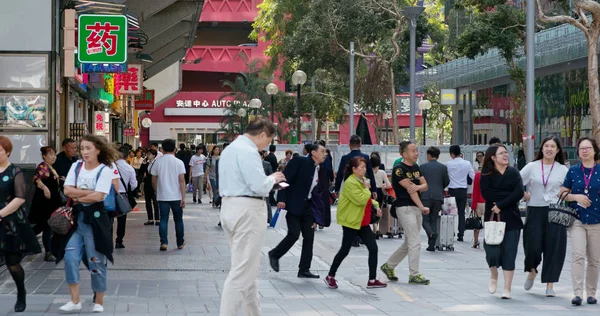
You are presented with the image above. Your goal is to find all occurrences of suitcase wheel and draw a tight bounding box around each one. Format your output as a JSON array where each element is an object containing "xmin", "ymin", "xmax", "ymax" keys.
[{"xmin": 447, "ymin": 246, "xmax": 454, "ymax": 251}]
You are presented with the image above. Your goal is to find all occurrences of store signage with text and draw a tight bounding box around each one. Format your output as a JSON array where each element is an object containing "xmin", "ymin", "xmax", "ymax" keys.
[
  {"xmin": 78, "ymin": 15, "xmax": 128, "ymax": 64},
  {"xmin": 82, "ymin": 63, "xmax": 127, "ymax": 73},
  {"xmin": 135, "ymin": 90, "xmax": 155, "ymax": 110},
  {"xmin": 93, "ymin": 111, "xmax": 106, "ymax": 136},
  {"xmin": 123, "ymin": 128, "xmax": 136, "ymax": 136},
  {"xmin": 175, "ymin": 99, "xmax": 248, "ymax": 108},
  {"xmin": 116, "ymin": 64, "xmax": 143, "ymax": 95}
]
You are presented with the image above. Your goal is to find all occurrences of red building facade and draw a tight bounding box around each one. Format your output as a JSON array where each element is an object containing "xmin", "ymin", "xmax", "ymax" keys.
[{"xmin": 141, "ymin": 0, "xmax": 421, "ymax": 146}]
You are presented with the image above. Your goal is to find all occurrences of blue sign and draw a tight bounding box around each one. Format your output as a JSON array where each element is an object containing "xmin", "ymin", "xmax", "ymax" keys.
[{"xmin": 81, "ymin": 63, "xmax": 127, "ymax": 73}]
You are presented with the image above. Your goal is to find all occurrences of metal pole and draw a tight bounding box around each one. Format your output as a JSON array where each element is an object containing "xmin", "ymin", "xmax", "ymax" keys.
[
  {"xmin": 526, "ymin": 0, "xmax": 535, "ymax": 162},
  {"xmin": 349, "ymin": 41, "xmax": 355, "ymax": 138},
  {"xmin": 296, "ymin": 84, "xmax": 301, "ymax": 143},
  {"xmin": 271, "ymin": 94, "xmax": 275, "ymax": 145},
  {"xmin": 422, "ymin": 110, "xmax": 427, "ymax": 145},
  {"xmin": 409, "ymin": 18, "xmax": 416, "ymax": 141},
  {"xmin": 311, "ymin": 76, "xmax": 316, "ymax": 142}
]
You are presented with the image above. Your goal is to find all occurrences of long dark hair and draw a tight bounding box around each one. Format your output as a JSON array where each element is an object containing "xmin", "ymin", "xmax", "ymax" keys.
[
  {"xmin": 79, "ymin": 134, "xmax": 120, "ymax": 166},
  {"xmin": 481, "ymin": 145, "xmax": 507, "ymax": 175},
  {"xmin": 343, "ymin": 156, "xmax": 368, "ymax": 181},
  {"xmin": 533, "ymin": 136, "xmax": 565, "ymax": 164}
]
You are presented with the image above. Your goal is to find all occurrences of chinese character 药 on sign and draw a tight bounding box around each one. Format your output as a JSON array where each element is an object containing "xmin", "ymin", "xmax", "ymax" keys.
[{"xmin": 78, "ymin": 14, "xmax": 127, "ymax": 64}]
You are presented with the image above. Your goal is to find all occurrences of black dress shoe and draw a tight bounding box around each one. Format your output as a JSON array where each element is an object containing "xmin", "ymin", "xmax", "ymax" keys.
[
  {"xmin": 115, "ymin": 243, "xmax": 125, "ymax": 249},
  {"xmin": 14, "ymin": 294, "xmax": 26, "ymax": 313},
  {"xmin": 426, "ymin": 246, "xmax": 435, "ymax": 252},
  {"xmin": 572, "ymin": 296, "xmax": 583, "ymax": 306},
  {"xmin": 268, "ymin": 252, "xmax": 279, "ymax": 272},
  {"xmin": 298, "ymin": 271, "xmax": 320, "ymax": 279},
  {"xmin": 457, "ymin": 237, "xmax": 464, "ymax": 242}
]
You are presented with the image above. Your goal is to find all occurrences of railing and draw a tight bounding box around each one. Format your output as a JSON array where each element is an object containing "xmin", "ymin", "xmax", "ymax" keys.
[
  {"xmin": 182, "ymin": 45, "xmax": 267, "ymax": 72},
  {"xmin": 200, "ymin": 0, "xmax": 261, "ymax": 22}
]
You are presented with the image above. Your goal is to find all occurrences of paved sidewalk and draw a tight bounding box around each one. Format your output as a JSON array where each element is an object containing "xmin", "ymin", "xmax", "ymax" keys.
[{"xmin": 0, "ymin": 193, "xmax": 598, "ymax": 315}]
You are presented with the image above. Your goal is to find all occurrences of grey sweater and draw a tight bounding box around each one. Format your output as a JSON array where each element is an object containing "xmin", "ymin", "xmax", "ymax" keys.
[{"xmin": 420, "ymin": 160, "xmax": 450, "ymax": 201}]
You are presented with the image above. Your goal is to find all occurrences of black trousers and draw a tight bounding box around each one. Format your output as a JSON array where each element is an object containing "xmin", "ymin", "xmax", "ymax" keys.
[
  {"xmin": 33, "ymin": 224, "xmax": 53, "ymax": 253},
  {"xmin": 523, "ymin": 206, "xmax": 567, "ymax": 283},
  {"xmin": 270, "ymin": 204, "xmax": 315, "ymax": 273},
  {"xmin": 448, "ymin": 188, "xmax": 467, "ymax": 238},
  {"xmin": 422, "ymin": 199, "xmax": 442, "ymax": 248},
  {"xmin": 329, "ymin": 225, "xmax": 378, "ymax": 280},
  {"xmin": 111, "ymin": 215, "xmax": 127, "ymax": 244},
  {"xmin": 144, "ymin": 186, "xmax": 159, "ymax": 221}
]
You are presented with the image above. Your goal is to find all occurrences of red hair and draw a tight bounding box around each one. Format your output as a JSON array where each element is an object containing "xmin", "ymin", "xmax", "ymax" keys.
[{"xmin": 0, "ymin": 136, "xmax": 13, "ymax": 156}]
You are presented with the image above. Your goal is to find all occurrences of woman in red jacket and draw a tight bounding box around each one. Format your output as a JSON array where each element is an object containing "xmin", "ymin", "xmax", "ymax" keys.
[{"xmin": 471, "ymin": 171, "xmax": 485, "ymax": 248}]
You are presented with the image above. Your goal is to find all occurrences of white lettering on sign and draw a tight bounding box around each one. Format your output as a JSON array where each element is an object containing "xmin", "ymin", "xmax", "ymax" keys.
[{"xmin": 174, "ymin": 99, "xmax": 251, "ymax": 108}]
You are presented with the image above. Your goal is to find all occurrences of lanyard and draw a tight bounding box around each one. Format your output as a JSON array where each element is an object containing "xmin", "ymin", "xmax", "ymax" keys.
[
  {"xmin": 582, "ymin": 164, "xmax": 596, "ymax": 194},
  {"xmin": 541, "ymin": 161, "xmax": 554, "ymax": 188}
]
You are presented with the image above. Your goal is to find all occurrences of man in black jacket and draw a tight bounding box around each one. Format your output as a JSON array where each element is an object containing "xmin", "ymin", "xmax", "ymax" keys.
[
  {"xmin": 265, "ymin": 145, "xmax": 279, "ymax": 206},
  {"xmin": 268, "ymin": 143, "xmax": 327, "ymax": 278},
  {"xmin": 54, "ymin": 138, "xmax": 78, "ymax": 187},
  {"xmin": 334, "ymin": 135, "xmax": 376, "ymax": 198},
  {"xmin": 419, "ymin": 146, "xmax": 449, "ymax": 251}
]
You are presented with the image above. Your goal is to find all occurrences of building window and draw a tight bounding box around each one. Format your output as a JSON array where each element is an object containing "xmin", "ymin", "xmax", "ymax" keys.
[
  {"xmin": 0, "ymin": 55, "xmax": 48, "ymax": 90},
  {"xmin": 0, "ymin": 93, "xmax": 47, "ymax": 129}
]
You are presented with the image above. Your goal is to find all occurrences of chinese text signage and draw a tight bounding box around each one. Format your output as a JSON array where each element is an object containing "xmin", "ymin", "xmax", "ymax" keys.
[
  {"xmin": 135, "ymin": 90, "xmax": 155, "ymax": 110},
  {"xmin": 123, "ymin": 128, "xmax": 136, "ymax": 136},
  {"xmin": 116, "ymin": 64, "xmax": 143, "ymax": 95},
  {"xmin": 93, "ymin": 111, "xmax": 106, "ymax": 136},
  {"xmin": 78, "ymin": 14, "xmax": 127, "ymax": 64},
  {"xmin": 175, "ymin": 99, "xmax": 246, "ymax": 108}
]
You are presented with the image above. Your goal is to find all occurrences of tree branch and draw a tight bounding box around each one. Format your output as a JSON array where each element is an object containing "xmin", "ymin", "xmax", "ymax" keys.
[
  {"xmin": 500, "ymin": 23, "xmax": 526, "ymax": 33},
  {"xmin": 577, "ymin": 7, "xmax": 590, "ymax": 28},
  {"xmin": 578, "ymin": 0, "xmax": 600, "ymax": 30},
  {"xmin": 535, "ymin": 0, "xmax": 589, "ymax": 37},
  {"xmin": 366, "ymin": 0, "xmax": 399, "ymax": 17}
]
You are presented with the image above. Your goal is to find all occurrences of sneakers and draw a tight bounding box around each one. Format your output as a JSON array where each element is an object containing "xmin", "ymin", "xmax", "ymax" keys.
[
  {"xmin": 44, "ymin": 252, "xmax": 56, "ymax": 262},
  {"xmin": 380, "ymin": 263, "xmax": 398, "ymax": 282},
  {"xmin": 160, "ymin": 244, "xmax": 167, "ymax": 251},
  {"xmin": 177, "ymin": 241, "xmax": 186, "ymax": 250},
  {"xmin": 193, "ymin": 198, "xmax": 197, "ymax": 203},
  {"xmin": 324, "ymin": 276, "xmax": 338, "ymax": 289},
  {"xmin": 489, "ymin": 279, "xmax": 498, "ymax": 294},
  {"xmin": 408, "ymin": 274, "xmax": 430, "ymax": 285},
  {"xmin": 546, "ymin": 289, "xmax": 556, "ymax": 297},
  {"xmin": 59, "ymin": 301, "xmax": 82, "ymax": 312},
  {"xmin": 524, "ymin": 278, "xmax": 534, "ymax": 291},
  {"xmin": 367, "ymin": 279, "xmax": 387, "ymax": 288},
  {"xmin": 92, "ymin": 304, "xmax": 104, "ymax": 313},
  {"xmin": 501, "ymin": 289, "xmax": 511, "ymax": 299}
]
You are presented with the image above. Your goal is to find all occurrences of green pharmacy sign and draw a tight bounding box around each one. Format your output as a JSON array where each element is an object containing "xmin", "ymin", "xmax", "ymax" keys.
[{"xmin": 78, "ymin": 14, "xmax": 127, "ymax": 64}]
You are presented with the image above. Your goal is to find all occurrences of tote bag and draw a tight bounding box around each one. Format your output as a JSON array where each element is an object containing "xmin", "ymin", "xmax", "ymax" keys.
[
  {"xmin": 442, "ymin": 196, "xmax": 458, "ymax": 215},
  {"xmin": 484, "ymin": 213, "xmax": 506, "ymax": 245}
]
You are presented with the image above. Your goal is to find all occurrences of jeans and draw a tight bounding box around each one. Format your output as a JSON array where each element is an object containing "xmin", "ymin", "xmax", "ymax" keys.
[
  {"xmin": 64, "ymin": 215, "xmax": 107, "ymax": 293},
  {"xmin": 209, "ymin": 178, "xmax": 219, "ymax": 202},
  {"xmin": 158, "ymin": 201, "xmax": 185, "ymax": 246},
  {"xmin": 329, "ymin": 225, "xmax": 378, "ymax": 279}
]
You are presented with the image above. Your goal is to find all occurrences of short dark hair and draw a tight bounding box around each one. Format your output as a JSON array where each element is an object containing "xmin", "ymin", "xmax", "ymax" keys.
[
  {"xmin": 62, "ymin": 138, "xmax": 76, "ymax": 147},
  {"xmin": 119, "ymin": 147, "xmax": 130, "ymax": 159},
  {"xmin": 577, "ymin": 137, "xmax": 600, "ymax": 161},
  {"xmin": 190, "ymin": 144, "xmax": 196, "ymax": 151},
  {"xmin": 269, "ymin": 144, "xmax": 276, "ymax": 152},
  {"xmin": 180, "ymin": 143, "xmax": 186, "ymax": 150},
  {"xmin": 316, "ymin": 140, "xmax": 326, "ymax": 147},
  {"xmin": 304, "ymin": 143, "xmax": 314, "ymax": 154},
  {"xmin": 147, "ymin": 149, "xmax": 157, "ymax": 156},
  {"xmin": 427, "ymin": 146, "xmax": 440, "ymax": 159},
  {"xmin": 40, "ymin": 146, "xmax": 56, "ymax": 157},
  {"xmin": 151, "ymin": 142, "xmax": 159, "ymax": 148},
  {"xmin": 223, "ymin": 142, "xmax": 230, "ymax": 149},
  {"xmin": 245, "ymin": 117, "xmax": 276, "ymax": 137},
  {"xmin": 399, "ymin": 141, "xmax": 414, "ymax": 154},
  {"xmin": 349, "ymin": 135, "xmax": 362, "ymax": 146},
  {"xmin": 489, "ymin": 137, "xmax": 501, "ymax": 145},
  {"xmin": 370, "ymin": 155, "xmax": 381, "ymax": 168},
  {"xmin": 162, "ymin": 139, "xmax": 176, "ymax": 153},
  {"xmin": 449, "ymin": 145, "xmax": 461, "ymax": 156}
]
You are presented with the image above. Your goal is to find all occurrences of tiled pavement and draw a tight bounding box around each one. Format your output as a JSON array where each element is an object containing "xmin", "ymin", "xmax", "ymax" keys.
[{"xmin": 0, "ymin": 193, "xmax": 599, "ymax": 315}]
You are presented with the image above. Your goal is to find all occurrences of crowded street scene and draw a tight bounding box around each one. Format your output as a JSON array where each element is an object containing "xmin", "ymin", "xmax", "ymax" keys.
[{"xmin": 2, "ymin": 0, "xmax": 600, "ymax": 315}]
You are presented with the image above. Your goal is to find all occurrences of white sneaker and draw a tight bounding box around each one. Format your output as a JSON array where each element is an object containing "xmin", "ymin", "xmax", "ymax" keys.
[
  {"xmin": 488, "ymin": 279, "xmax": 498, "ymax": 294},
  {"xmin": 502, "ymin": 289, "xmax": 512, "ymax": 299},
  {"xmin": 92, "ymin": 304, "xmax": 104, "ymax": 313},
  {"xmin": 59, "ymin": 301, "xmax": 82, "ymax": 313}
]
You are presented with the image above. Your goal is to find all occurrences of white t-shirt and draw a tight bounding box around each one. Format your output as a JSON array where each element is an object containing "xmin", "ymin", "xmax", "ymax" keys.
[
  {"xmin": 521, "ymin": 160, "xmax": 569, "ymax": 207},
  {"xmin": 64, "ymin": 161, "xmax": 115, "ymax": 203},
  {"xmin": 189, "ymin": 154, "xmax": 207, "ymax": 177},
  {"xmin": 151, "ymin": 154, "xmax": 186, "ymax": 201}
]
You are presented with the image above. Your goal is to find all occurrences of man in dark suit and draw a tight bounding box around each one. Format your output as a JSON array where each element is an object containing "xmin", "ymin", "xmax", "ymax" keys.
[
  {"xmin": 265, "ymin": 145, "xmax": 279, "ymax": 206},
  {"xmin": 334, "ymin": 135, "xmax": 376, "ymax": 198},
  {"xmin": 419, "ymin": 146, "xmax": 450, "ymax": 251},
  {"xmin": 268, "ymin": 143, "xmax": 327, "ymax": 278}
]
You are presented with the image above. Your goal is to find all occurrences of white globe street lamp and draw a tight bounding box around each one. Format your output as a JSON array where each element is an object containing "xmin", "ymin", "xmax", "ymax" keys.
[
  {"xmin": 418, "ymin": 99, "xmax": 432, "ymax": 145},
  {"xmin": 291, "ymin": 70, "xmax": 307, "ymax": 143}
]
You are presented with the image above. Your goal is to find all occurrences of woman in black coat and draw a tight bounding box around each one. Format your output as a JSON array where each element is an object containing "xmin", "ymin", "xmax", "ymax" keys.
[
  {"xmin": 29, "ymin": 146, "xmax": 63, "ymax": 262},
  {"xmin": 480, "ymin": 145, "xmax": 524, "ymax": 300}
]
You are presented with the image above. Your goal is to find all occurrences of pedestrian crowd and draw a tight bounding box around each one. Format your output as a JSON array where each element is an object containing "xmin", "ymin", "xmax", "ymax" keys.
[{"xmin": 0, "ymin": 118, "xmax": 599, "ymax": 315}]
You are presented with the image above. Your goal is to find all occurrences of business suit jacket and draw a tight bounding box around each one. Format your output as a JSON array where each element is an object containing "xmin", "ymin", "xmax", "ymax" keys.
[
  {"xmin": 265, "ymin": 153, "xmax": 278, "ymax": 174},
  {"xmin": 278, "ymin": 156, "xmax": 328, "ymax": 217},
  {"xmin": 419, "ymin": 160, "xmax": 450, "ymax": 201},
  {"xmin": 334, "ymin": 149, "xmax": 376, "ymax": 193}
]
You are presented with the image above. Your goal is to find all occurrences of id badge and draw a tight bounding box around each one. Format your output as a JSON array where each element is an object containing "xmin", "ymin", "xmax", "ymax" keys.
[{"xmin": 543, "ymin": 194, "xmax": 554, "ymax": 203}]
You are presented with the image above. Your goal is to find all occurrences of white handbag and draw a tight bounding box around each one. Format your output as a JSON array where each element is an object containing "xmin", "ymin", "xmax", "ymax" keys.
[{"xmin": 484, "ymin": 213, "xmax": 506, "ymax": 245}]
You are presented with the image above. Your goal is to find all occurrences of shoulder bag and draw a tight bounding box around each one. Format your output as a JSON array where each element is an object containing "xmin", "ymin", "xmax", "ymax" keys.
[
  {"xmin": 114, "ymin": 165, "xmax": 134, "ymax": 217},
  {"xmin": 484, "ymin": 212, "xmax": 506, "ymax": 245}
]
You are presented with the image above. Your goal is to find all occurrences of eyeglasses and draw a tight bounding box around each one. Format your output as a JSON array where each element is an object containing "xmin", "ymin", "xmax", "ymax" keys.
[{"xmin": 580, "ymin": 147, "xmax": 594, "ymax": 152}]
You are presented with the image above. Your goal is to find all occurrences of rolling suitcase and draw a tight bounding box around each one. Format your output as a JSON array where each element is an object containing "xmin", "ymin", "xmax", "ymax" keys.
[{"xmin": 436, "ymin": 215, "xmax": 455, "ymax": 251}]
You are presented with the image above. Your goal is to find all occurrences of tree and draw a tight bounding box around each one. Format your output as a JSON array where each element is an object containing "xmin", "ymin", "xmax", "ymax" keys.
[
  {"xmin": 455, "ymin": 1, "xmax": 527, "ymax": 143},
  {"xmin": 536, "ymin": 0, "xmax": 600, "ymax": 142},
  {"xmin": 423, "ymin": 85, "xmax": 453, "ymax": 144}
]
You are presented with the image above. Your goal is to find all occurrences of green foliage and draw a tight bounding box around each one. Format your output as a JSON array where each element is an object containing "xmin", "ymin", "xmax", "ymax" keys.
[{"xmin": 424, "ymin": 85, "xmax": 453, "ymax": 143}]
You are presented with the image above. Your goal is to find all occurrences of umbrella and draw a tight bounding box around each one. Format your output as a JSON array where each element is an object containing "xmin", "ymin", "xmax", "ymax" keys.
[{"xmin": 356, "ymin": 113, "xmax": 373, "ymax": 145}]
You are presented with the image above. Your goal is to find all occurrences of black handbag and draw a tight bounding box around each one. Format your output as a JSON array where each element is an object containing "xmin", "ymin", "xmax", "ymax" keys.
[
  {"xmin": 370, "ymin": 202, "xmax": 381, "ymax": 224},
  {"xmin": 548, "ymin": 191, "xmax": 579, "ymax": 227},
  {"xmin": 465, "ymin": 209, "xmax": 483, "ymax": 230}
]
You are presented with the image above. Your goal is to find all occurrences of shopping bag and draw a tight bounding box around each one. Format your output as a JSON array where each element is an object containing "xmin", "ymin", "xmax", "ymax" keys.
[
  {"xmin": 187, "ymin": 182, "xmax": 193, "ymax": 193},
  {"xmin": 273, "ymin": 209, "xmax": 288, "ymax": 231},
  {"xmin": 484, "ymin": 213, "xmax": 506, "ymax": 245},
  {"xmin": 269, "ymin": 208, "xmax": 281, "ymax": 227},
  {"xmin": 442, "ymin": 196, "xmax": 458, "ymax": 215}
]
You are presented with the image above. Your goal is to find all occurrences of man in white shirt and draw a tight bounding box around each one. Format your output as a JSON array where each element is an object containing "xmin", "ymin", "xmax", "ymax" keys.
[
  {"xmin": 151, "ymin": 139, "xmax": 187, "ymax": 251},
  {"xmin": 189, "ymin": 147, "xmax": 207, "ymax": 203},
  {"xmin": 446, "ymin": 145, "xmax": 475, "ymax": 242},
  {"xmin": 219, "ymin": 118, "xmax": 285, "ymax": 316},
  {"xmin": 113, "ymin": 148, "xmax": 138, "ymax": 249}
]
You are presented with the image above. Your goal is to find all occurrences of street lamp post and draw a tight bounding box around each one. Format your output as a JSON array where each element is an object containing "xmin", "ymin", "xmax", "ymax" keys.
[
  {"xmin": 403, "ymin": 6, "xmax": 425, "ymax": 141},
  {"xmin": 292, "ymin": 70, "xmax": 307, "ymax": 144},
  {"xmin": 266, "ymin": 83, "xmax": 279, "ymax": 144},
  {"xmin": 418, "ymin": 100, "xmax": 432, "ymax": 145}
]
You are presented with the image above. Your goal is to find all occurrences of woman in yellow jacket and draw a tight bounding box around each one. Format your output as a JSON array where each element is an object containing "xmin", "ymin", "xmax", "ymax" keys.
[{"xmin": 325, "ymin": 156, "xmax": 387, "ymax": 289}]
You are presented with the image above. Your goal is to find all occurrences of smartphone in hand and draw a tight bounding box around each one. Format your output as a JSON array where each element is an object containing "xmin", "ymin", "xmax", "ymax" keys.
[{"xmin": 273, "ymin": 182, "xmax": 290, "ymax": 190}]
